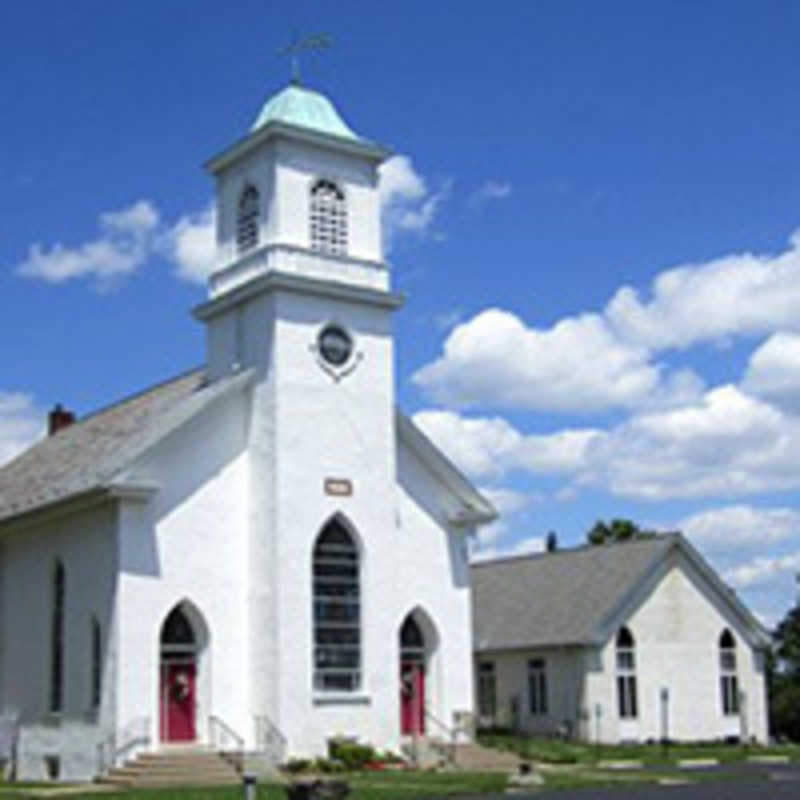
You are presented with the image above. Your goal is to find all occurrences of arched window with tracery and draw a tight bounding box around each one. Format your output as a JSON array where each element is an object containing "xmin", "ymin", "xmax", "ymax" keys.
[
  {"xmin": 312, "ymin": 518, "xmax": 360, "ymax": 691},
  {"xmin": 616, "ymin": 626, "xmax": 637, "ymax": 719},
  {"xmin": 50, "ymin": 561, "xmax": 65, "ymax": 712},
  {"xmin": 719, "ymin": 629, "xmax": 739, "ymax": 715},
  {"xmin": 236, "ymin": 185, "xmax": 260, "ymax": 254},
  {"xmin": 310, "ymin": 179, "xmax": 347, "ymax": 255}
]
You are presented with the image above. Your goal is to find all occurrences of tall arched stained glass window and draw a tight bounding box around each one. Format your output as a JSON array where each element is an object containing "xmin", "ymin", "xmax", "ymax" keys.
[
  {"xmin": 237, "ymin": 185, "xmax": 260, "ymax": 254},
  {"xmin": 616, "ymin": 626, "xmax": 637, "ymax": 719},
  {"xmin": 50, "ymin": 561, "xmax": 65, "ymax": 712},
  {"xmin": 310, "ymin": 179, "xmax": 347, "ymax": 255},
  {"xmin": 312, "ymin": 519, "xmax": 360, "ymax": 691},
  {"xmin": 719, "ymin": 629, "xmax": 739, "ymax": 715}
]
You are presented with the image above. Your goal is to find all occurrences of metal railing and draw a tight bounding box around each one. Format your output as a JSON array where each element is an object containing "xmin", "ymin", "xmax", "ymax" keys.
[
  {"xmin": 208, "ymin": 715, "xmax": 245, "ymax": 774},
  {"xmin": 254, "ymin": 713, "xmax": 288, "ymax": 765},
  {"xmin": 424, "ymin": 707, "xmax": 458, "ymax": 764},
  {"xmin": 96, "ymin": 716, "xmax": 151, "ymax": 776}
]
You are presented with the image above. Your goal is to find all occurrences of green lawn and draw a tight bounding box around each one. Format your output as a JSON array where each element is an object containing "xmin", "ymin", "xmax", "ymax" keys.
[
  {"xmin": 0, "ymin": 771, "xmax": 508, "ymax": 800},
  {"xmin": 478, "ymin": 731, "xmax": 800, "ymax": 765}
]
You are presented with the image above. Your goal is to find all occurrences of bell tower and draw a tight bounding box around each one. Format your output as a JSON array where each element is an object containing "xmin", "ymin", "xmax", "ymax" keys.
[{"xmin": 193, "ymin": 82, "xmax": 405, "ymax": 737}]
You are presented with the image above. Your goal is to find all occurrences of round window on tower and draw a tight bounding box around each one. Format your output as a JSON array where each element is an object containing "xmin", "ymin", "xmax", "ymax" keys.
[{"xmin": 318, "ymin": 324, "xmax": 353, "ymax": 367}]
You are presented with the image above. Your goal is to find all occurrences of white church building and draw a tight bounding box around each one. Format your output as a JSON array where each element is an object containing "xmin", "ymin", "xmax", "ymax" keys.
[
  {"xmin": 0, "ymin": 81, "xmax": 496, "ymax": 781},
  {"xmin": 472, "ymin": 535, "xmax": 770, "ymax": 744}
]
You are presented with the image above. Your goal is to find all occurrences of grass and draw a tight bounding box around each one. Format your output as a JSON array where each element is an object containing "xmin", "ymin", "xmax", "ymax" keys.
[
  {"xmin": 478, "ymin": 730, "xmax": 800, "ymax": 766},
  {"xmin": 0, "ymin": 771, "xmax": 509, "ymax": 800}
]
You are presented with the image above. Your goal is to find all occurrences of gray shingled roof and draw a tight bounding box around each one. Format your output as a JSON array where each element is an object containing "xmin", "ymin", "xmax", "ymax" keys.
[
  {"xmin": 472, "ymin": 536, "xmax": 677, "ymax": 651},
  {"xmin": 0, "ymin": 368, "xmax": 253, "ymax": 524}
]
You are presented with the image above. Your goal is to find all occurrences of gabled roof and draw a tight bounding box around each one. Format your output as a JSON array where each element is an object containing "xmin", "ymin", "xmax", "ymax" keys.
[
  {"xmin": 0, "ymin": 368, "xmax": 254, "ymax": 525},
  {"xmin": 472, "ymin": 534, "xmax": 769, "ymax": 652}
]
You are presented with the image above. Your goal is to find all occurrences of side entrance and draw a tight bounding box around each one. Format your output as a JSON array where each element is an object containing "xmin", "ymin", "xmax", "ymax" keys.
[{"xmin": 159, "ymin": 604, "xmax": 203, "ymax": 743}]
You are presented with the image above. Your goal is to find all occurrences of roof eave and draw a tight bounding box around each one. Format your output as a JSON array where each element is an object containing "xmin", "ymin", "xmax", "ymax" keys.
[
  {"xmin": 474, "ymin": 640, "xmax": 592, "ymax": 654},
  {"xmin": 670, "ymin": 534, "xmax": 772, "ymax": 648},
  {"xmin": 397, "ymin": 410, "xmax": 497, "ymax": 526},
  {"xmin": 205, "ymin": 121, "xmax": 392, "ymax": 174},
  {"xmin": 0, "ymin": 486, "xmax": 117, "ymax": 535}
]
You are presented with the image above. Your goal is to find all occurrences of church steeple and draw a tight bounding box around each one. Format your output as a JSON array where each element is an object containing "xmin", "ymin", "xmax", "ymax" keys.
[{"xmin": 203, "ymin": 82, "xmax": 392, "ymax": 300}]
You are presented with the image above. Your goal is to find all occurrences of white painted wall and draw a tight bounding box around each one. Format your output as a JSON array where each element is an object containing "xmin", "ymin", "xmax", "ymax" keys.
[
  {"xmin": 0, "ymin": 503, "xmax": 117, "ymax": 780},
  {"xmin": 475, "ymin": 647, "xmax": 584, "ymax": 737},
  {"xmin": 587, "ymin": 553, "xmax": 768, "ymax": 744},
  {"xmin": 115, "ymin": 387, "xmax": 251, "ymax": 752}
]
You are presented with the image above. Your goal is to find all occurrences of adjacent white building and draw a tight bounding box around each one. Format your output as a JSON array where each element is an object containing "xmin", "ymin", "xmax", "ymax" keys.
[
  {"xmin": 0, "ymin": 81, "xmax": 495, "ymax": 781},
  {"xmin": 472, "ymin": 535, "xmax": 770, "ymax": 744}
]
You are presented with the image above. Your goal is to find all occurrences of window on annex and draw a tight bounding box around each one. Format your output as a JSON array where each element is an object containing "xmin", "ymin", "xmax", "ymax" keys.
[
  {"xmin": 528, "ymin": 657, "xmax": 548, "ymax": 715},
  {"xmin": 50, "ymin": 561, "xmax": 65, "ymax": 713},
  {"xmin": 719, "ymin": 629, "xmax": 739, "ymax": 715},
  {"xmin": 236, "ymin": 185, "xmax": 260, "ymax": 254},
  {"xmin": 91, "ymin": 617, "xmax": 102, "ymax": 709},
  {"xmin": 616, "ymin": 626, "xmax": 637, "ymax": 719},
  {"xmin": 312, "ymin": 519, "xmax": 360, "ymax": 692},
  {"xmin": 477, "ymin": 661, "xmax": 496, "ymax": 719},
  {"xmin": 310, "ymin": 179, "xmax": 347, "ymax": 255}
]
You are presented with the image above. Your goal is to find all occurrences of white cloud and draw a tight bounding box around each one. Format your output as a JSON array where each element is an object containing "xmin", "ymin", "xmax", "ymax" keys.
[
  {"xmin": 679, "ymin": 505, "xmax": 800, "ymax": 551},
  {"xmin": 161, "ymin": 204, "xmax": 217, "ymax": 284},
  {"xmin": 742, "ymin": 333, "xmax": 800, "ymax": 412},
  {"xmin": 605, "ymin": 229, "xmax": 800, "ymax": 350},
  {"xmin": 578, "ymin": 384, "xmax": 800, "ymax": 500},
  {"xmin": 479, "ymin": 487, "xmax": 530, "ymax": 516},
  {"xmin": 413, "ymin": 228, "xmax": 800, "ymax": 415},
  {"xmin": 470, "ymin": 534, "xmax": 544, "ymax": 563},
  {"xmin": 17, "ymin": 200, "xmax": 160, "ymax": 288},
  {"xmin": 378, "ymin": 155, "xmax": 448, "ymax": 250},
  {"xmin": 417, "ymin": 383, "xmax": 800, "ymax": 503},
  {"xmin": 412, "ymin": 408, "xmax": 601, "ymax": 480},
  {"xmin": 724, "ymin": 551, "xmax": 800, "ymax": 589},
  {"xmin": 413, "ymin": 308, "xmax": 665, "ymax": 413},
  {"xmin": 15, "ymin": 198, "xmax": 220, "ymax": 289},
  {"xmin": 0, "ymin": 391, "xmax": 43, "ymax": 467},
  {"xmin": 469, "ymin": 180, "xmax": 512, "ymax": 207}
]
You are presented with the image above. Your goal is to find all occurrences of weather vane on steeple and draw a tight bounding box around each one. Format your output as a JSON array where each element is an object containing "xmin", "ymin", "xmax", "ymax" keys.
[{"xmin": 279, "ymin": 31, "xmax": 332, "ymax": 85}]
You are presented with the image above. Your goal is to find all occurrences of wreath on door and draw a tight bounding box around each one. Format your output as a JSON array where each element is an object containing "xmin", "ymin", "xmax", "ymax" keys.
[{"xmin": 171, "ymin": 672, "xmax": 190, "ymax": 702}]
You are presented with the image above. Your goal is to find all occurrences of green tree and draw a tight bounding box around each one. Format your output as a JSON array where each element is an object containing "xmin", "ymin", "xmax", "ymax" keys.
[
  {"xmin": 770, "ymin": 603, "xmax": 800, "ymax": 740},
  {"xmin": 586, "ymin": 518, "xmax": 656, "ymax": 545}
]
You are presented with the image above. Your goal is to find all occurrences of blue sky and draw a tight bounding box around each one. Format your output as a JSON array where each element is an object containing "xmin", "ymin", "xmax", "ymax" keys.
[{"xmin": 3, "ymin": 1, "xmax": 800, "ymax": 626}]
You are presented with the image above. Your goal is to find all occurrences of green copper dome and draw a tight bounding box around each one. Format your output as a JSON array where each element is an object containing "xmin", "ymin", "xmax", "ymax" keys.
[{"xmin": 250, "ymin": 83, "xmax": 361, "ymax": 141}]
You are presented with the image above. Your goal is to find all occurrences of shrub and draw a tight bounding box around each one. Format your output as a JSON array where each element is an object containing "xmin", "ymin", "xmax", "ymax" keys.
[
  {"xmin": 329, "ymin": 739, "xmax": 379, "ymax": 770},
  {"xmin": 285, "ymin": 758, "xmax": 312, "ymax": 774}
]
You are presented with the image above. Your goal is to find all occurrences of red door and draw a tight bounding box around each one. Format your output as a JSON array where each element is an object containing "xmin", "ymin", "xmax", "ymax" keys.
[
  {"xmin": 161, "ymin": 662, "xmax": 196, "ymax": 742},
  {"xmin": 400, "ymin": 662, "xmax": 425, "ymax": 735}
]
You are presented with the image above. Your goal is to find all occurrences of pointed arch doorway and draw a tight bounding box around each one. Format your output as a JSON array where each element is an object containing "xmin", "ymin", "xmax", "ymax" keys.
[
  {"xmin": 399, "ymin": 612, "xmax": 437, "ymax": 735},
  {"xmin": 159, "ymin": 603, "xmax": 207, "ymax": 743}
]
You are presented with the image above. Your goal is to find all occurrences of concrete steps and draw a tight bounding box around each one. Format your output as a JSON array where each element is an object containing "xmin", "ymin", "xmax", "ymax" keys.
[
  {"xmin": 401, "ymin": 739, "xmax": 521, "ymax": 772},
  {"xmin": 98, "ymin": 748, "xmax": 242, "ymax": 788},
  {"xmin": 450, "ymin": 742, "xmax": 521, "ymax": 772}
]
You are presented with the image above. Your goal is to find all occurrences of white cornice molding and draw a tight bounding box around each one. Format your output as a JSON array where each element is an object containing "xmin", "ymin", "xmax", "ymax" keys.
[
  {"xmin": 194, "ymin": 270, "xmax": 405, "ymax": 322},
  {"xmin": 205, "ymin": 121, "xmax": 392, "ymax": 175}
]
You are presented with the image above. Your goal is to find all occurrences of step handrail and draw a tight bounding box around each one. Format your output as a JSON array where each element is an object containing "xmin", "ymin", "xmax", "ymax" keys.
[
  {"xmin": 208, "ymin": 714, "xmax": 245, "ymax": 773},
  {"xmin": 424, "ymin": 707, "xmax": 458, "ymax": 764},
  {"xmin": 254, "ymin": 713, "xmax": 287, "ymax": 764},
  {"xmin": 96, "ymin": 716, "xmax": 151, "ymax": 776}
]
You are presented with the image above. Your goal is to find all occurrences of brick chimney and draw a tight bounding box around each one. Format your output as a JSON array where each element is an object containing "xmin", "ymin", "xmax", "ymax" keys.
[{"xmin": 48, "ymin": 404, "xmax": 75, "ymax": 436}]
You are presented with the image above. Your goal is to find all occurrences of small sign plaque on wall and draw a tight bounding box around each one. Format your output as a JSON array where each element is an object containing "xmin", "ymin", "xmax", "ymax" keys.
[{"xmin": 324, "ymin": 478, "xmax": 353, "ymax": 497}]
